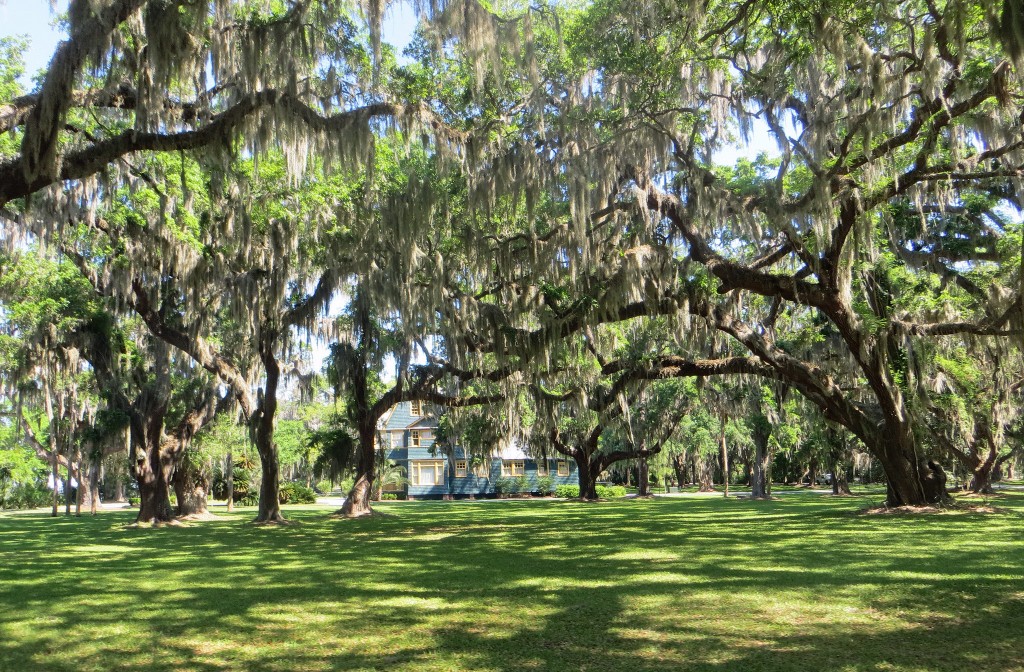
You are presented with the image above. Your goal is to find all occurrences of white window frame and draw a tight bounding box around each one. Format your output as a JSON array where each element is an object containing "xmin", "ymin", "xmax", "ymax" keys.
[
  {"xmin": 411, "ymin": 460, "xmax": 445, "ymax": 486},
  {"xmin": 502, "ymin": 460, "xmax": 525, "ymax": 477}
]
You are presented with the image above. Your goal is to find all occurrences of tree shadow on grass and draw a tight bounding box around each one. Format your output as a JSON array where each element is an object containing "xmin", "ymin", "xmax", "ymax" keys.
[{"xmin": 0, "ymin": 494, "xmax": 1021, "ymax": 671}]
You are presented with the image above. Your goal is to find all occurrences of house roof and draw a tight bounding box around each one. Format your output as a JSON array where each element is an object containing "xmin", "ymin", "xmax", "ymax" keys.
[
  {"xmin": 384, "ymin": 401, "xmax": 438, "ymax": 431},
  {"xmin": 493, "ymin": 438, "xmax": 530, "ymax": 459}
]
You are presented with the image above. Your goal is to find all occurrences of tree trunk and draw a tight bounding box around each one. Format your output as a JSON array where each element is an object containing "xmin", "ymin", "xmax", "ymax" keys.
[
  {"xmin": 719, "ymin": 423, "xmax": 729, "ymax": 498},
  {"xmin": 671, "ymin": 454, "xmax": 686, "ymax": 488},
  {"xmin": 134, "ymin": 447, "xmax": 174, "ymax": 523},
  {"xmin": 225, "ymin": 451, "xmax": 234, "ymax": 512},
  {"xmin": 254, "ymin": 431, "xmax": 283, "ymax": 522},
  {"xmin": 64, "ymin": 462, "xmax": 71, "ymax": 515},
  {"xmin": 807, "ymin": 458, "xmax": 819, "ymax": 488},
  {"xmin": 697, "ymin": 455, "xmax": 715, "ymax": 492},
  {"xmin": 882, "ymin": 455, "xmax": 947, "ymax": 506},
  {"xmin": 966, "ymin": 434, "xmax": 999, "ymax": 494},
  {"xmin": 113, "ymin": 477, "xmax": 125, "ymax": 503},
  {"xmin": 252, "ymin": 336, "xmax": 285, "ymax": 523},
  {"xmin": 131, "ymin": 416, "xmax": 175, "ymax": 524},
  {"xmin": 89, "ymin": 456, "xmax": 101, "ymax": 514},
  {"xmin": 340, "ymin": 423, "xmax": 376, "ymax": 517},
  {"xmin": 74, "ymin": 456, "xmax": 88, "ymax": 516},
  {"xmin": 50, "ymin": 453, "xmax": 59, "ymax": 517},
  {"xmin": 968, "ymin": 460, "xmax": 996, "ymax": 494},
  {"xmin": 172, "ymin": 456, "xmax": 209, "ymax": 517},
  {"xmin": 751, "ymin": 420, "xmax": 771, "ymax": 499},
  {"xmin": 637, "ymin": 456, "xmax": 650, "ymax": 497},
  {"xmin": 831, "ymin": 462, "xmax": 852, "ymax": 496},
  {"xmin": 574, "ymin": 452, "xmax": 598, "ymax": 500},
  {"xmin": 136, "ymin": 469, "xmax": 174, "ymax": 523}
]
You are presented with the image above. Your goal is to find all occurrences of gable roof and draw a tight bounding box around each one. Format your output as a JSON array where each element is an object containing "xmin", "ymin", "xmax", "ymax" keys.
[
  {"xmin": 384, "ymin": 401, "xmax": 437, "ymax": 431},
  {"xmin": 408, "ymin": 416, "xmax": 437, "ymax": 429}
]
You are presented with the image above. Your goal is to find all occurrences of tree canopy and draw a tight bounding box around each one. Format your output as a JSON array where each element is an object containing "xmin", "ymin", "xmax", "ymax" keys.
[{"xmin": 1, "ymin": 0, "xmax": 1023, "ymax": 513}]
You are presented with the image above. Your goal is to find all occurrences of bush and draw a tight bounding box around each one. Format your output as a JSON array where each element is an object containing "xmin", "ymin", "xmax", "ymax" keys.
[
  {"xmin": 239, "ymin": 493, "xmax": 259, "ymax": 507},
  {"xmin": 494, "ymin": 476, "xmax": 518, "ymax": 496},
  {"xmin": 535, "ymin": 475, "xmax": 554, "ymax": 496},
  {"xmin": 555, "ymin": 484, "xmax": 580, "ymax": 498},
  {"xmin": 278, "ymin": 482, "xmax": 317, "ymax": 505},
  {"xmin": 212, "ymin": 459, "xmax": 258, "ymax": 503},
  {"xmin": 313, "ymin": 480, "xmax": 332, "ymax": 494},
  {"xmin": 596, "ymin": 485, "xmax": 627, "ymax": 498},
  {"xmin": 2, "ymin": 481, "xmax": 52, "ymax": 510},
  {"xmin": 128, "ymin": 496, "xmax": 140, "ymax": 507},
  {"xmin": 380, "ymin": 493, "xmax": 399, "ymax": 500}
]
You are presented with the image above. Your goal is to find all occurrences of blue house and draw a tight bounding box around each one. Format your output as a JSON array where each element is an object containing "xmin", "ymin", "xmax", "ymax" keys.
[{"xmin": 380, "ymin": 401, "xmax": 577, "ymax": 499}]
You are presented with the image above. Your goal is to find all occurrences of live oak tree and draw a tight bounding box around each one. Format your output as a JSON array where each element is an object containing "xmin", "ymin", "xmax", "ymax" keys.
[
  {"xmin": 523, "ymin": 316, "xmax": 773, "ymax": 500},
  {"xmin": 0, "ymin": 0, "xmax": 520, "ymax": 523},
  {"xmin": 6, "ymin": 0, "xmax": 1024, "ymax": 513},
  {"xmin": 530, "ymin": 0, "xmax": 1024, "ymax": 505},
  {"xmin": 79, "ymin": 323, "xmax": 222, "ymax": 523},
  {"xmin": 72, "ymin": 151, "xmax": 357, "ymax": 523},
  {"xmin": 0, "ymin": 251, "xmax": 114, "ymax": 516}
]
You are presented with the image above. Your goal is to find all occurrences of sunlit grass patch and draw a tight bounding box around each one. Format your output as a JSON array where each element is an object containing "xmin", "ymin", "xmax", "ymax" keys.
[{"xmin": 0, "ymin": 491, "xmax": 1022, "ymax": 671}]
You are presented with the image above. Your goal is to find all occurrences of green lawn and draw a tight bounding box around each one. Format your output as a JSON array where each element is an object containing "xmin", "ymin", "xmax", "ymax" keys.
[{"xmin": 1, "ymin": 493, "xmax": 1022, "ymax": 672}]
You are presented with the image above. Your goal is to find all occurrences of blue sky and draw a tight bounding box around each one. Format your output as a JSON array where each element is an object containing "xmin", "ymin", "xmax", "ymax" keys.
[{"xmin": 0, "ymin": 1, "xmax": 67, "ymax": 86}]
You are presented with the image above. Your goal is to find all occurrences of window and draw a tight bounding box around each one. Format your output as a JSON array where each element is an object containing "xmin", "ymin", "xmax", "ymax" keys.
[
  {"xmin": 536, "ymin": 460, "xmax": 549, "ymax": 476},
  {"xmin": 473, "ymin": 461, "xmax": 490, "ymax": 477},
  {"xmin": 410, "ymin": 400, "xmax": 422, "ymax": 416},
  {"xmin": 502, "ymin": 460, "xmax": 525, "ymax": 477},
  {"xmin": 411, "ymin": 460, "xmax": 445, "ymax": 486},
  {"xmin": 455, "ymin": 460, "xmax": 467, "ymax": 477},
  {"xmin": 410, "ymin": 430, "xmax": 421, "ymax": 447},
  {"xmin": 557, "ymin": 461, "xmax": 569, "ymax": 477}
]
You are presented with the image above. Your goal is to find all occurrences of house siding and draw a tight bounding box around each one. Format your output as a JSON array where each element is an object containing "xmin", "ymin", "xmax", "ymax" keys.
[{"xmin": 383, "ymin": 402, "xmax": 578, "ymax": 499}]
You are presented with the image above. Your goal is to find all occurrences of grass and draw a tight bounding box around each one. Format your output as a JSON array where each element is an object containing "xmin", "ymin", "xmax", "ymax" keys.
[{"xmin": 1, "ymin": 492, "xmax": 1023, "ymax": 672}]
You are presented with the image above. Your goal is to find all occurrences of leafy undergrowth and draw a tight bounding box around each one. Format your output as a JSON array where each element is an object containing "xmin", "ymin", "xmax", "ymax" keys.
[{"xmin": 1, "ymin": 492, "xmax": 1022, "ymax": 672}]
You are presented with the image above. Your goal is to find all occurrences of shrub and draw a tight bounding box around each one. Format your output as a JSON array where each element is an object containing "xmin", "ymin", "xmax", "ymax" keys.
[
  {"xmin": 380, "ymin": 493, "xmax": 399, "ymax": 500},
  {"xmin": 596, "ymin": 485, "xmax": 627, "ymax": 498},
  {"xmin": 3, "ymin": 481, "xmax": 52, "ymax": 510},
  {"xmin": 493, "ymin": 476, "xmax": 517, "ymax": 496},
  {"xmin": 239, "ymin": 493, "xmax": 259, "ymax": 507},
  {"xmin": 555, "ymin": 484, "xmax": 580, "ymax": 498},
  {"xmin": 535, "ymin": 475, "xmax": 554, "ymax": 496},
  {"xmin": 278, "ymin": 482, "xmax": 317, "ymax": 504},
  {"xmin": 514, "ymin": 476, "xmax": 528, "ymax": 494},
  {"xmin": 212, "ymin": 458, "xmax": 258, "ymax": 503},
  {"xmin": 128, "ymin": 496, "xmax": 140, "ymax": 507}
]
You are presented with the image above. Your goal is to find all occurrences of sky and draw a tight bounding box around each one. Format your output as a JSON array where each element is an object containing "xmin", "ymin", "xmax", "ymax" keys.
[{"xmin": 0, "ymin": 1, "xmax": 67, "ymax": 86}]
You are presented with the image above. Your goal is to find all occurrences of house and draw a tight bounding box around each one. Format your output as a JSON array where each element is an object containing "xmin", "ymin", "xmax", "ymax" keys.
[{"xmin": 380, "ymin": 401, "xmax": 577, "ymax": 499}]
